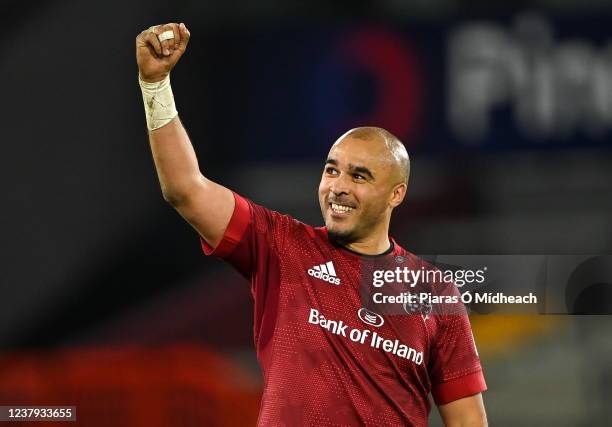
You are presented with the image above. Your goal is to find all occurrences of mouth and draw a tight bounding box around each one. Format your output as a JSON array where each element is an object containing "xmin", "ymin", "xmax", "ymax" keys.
[{"xmin": 329, "ymin": 202, "xmax": 355, "ymax": 216}]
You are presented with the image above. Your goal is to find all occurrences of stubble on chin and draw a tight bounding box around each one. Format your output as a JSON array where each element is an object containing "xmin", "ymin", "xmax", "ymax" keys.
[{"xmin": 327, "ymin": 226, "xmax": 358, "ymax": 246}]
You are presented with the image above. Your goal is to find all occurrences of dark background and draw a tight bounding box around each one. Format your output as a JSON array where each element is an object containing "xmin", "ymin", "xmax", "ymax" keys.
[{"xmin": 1, "ymin": 0, "xmax": 612, "ymax": 425}]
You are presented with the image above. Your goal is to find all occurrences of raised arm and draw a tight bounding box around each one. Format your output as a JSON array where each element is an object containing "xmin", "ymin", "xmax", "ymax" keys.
[{"xmin": 136, "ymin": 22, "xmax": 234, "ymax": 248}]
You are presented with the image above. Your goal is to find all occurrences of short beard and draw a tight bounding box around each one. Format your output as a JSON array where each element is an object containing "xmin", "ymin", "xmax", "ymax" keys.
[{"xmin": 327, "ymin": 227, "xmax": 359, "ymax": 246}]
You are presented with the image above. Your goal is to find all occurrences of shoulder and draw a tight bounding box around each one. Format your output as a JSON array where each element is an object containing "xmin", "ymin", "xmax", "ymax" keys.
[{"xmin": 243, "ymin": 196, "xmax": 327, "ymax": 246}]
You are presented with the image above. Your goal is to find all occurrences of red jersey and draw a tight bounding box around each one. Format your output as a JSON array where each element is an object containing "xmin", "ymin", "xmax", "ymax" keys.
[{"xmin": 201, "ymin": 193, "xmax": 486, "ymax": 426}]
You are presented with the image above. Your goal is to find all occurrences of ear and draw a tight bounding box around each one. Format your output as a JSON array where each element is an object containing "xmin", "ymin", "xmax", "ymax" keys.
[{"xmin": 389, "ymin": 183, "xmax": 407, "ymax": 208}]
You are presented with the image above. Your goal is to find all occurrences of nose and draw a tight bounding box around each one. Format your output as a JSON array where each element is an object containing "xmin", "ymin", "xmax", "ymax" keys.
[{"xmin": 329, "ymin": 172, "xmax": 351, "ymax": 196}]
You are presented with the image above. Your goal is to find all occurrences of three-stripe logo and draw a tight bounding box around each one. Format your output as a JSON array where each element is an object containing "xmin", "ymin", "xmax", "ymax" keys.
[{"xmin": 307, "ymin": 261, "xmax": 341, "ymax": 285}]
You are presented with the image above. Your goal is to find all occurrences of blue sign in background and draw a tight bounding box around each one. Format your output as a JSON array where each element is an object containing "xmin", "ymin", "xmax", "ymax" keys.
[{"xmin": 187, "ymin": 17, "xmax": 612, "ymax": 161}]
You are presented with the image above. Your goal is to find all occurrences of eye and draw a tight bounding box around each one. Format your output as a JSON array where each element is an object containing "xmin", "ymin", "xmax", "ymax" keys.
[
  {"xmin": 353, "ymin": 174, "xmax": 366, "ymax": 181},
  {"xmin": 326, "ymin": 167, "xmax": 339, "ymax": 175}
]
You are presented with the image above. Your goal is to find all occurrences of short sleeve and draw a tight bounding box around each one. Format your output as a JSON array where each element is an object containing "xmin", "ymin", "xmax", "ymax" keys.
[
  {"xmin": 200, "ymin": 192, "xmax": 251, "ymax": 259},
  {"xmin": 199, "ymin": 191, "xmax": 292, "ymax": 281},
  {"xmin": 199, "ymin": 192, "xmax": 297, "ymax": 348},
  {"xmin": 429, "ymin": 309, "xmax": 487, "ymax": 405}
]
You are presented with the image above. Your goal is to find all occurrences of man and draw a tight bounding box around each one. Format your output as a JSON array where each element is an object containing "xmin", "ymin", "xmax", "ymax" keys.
[{"xmin": 136, "ymin": 22, "xmax": 488, "ymax": 426}]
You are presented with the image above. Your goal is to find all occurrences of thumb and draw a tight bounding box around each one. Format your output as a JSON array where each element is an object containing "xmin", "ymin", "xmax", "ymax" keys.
[{"xmin": 178, "ymin": 22, "xmax": 191, "ymax": 51}]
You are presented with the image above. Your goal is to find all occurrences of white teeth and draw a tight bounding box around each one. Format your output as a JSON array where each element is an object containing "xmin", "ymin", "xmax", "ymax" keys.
[{"xmin": 331, "ymin": 203, "xmax": 353, "ymax": 213}]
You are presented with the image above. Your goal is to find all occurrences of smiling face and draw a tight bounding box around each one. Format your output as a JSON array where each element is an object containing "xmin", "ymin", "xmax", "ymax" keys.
[{"xmin": 318, "ymin": 128, "xmax": 409, "ymax": 246}]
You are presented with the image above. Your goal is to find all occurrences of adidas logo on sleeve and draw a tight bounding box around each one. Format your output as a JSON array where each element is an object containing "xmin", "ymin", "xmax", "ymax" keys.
[{"xmin": 307, "ymin": 261, "xmax": 341, "ymax": 285}]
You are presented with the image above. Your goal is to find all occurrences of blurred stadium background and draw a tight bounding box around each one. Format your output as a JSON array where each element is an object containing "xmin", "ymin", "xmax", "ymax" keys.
[{"xmin": 2, "ymin": 0, "xmax": 612, "ymax": 425}]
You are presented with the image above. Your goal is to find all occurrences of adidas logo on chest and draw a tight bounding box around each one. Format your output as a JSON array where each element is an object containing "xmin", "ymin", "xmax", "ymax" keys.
[{"xmin": 307, "ymin": 261, "xmax": 341, "ymax": 285}]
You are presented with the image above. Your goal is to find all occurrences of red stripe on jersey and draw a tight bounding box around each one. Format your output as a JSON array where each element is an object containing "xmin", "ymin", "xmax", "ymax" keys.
[
  {"xmin": 432, "ymin": 370, "xmax": 487, "ymax": 405},
  {"xmin": 200, "ymin": 192, "xmax": 251, "ymax": 258}
]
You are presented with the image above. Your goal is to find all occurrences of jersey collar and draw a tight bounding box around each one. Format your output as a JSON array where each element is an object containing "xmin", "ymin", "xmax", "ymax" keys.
[{"xmin": 322, "ymin": 228, "xmax": 398, "ymax": 258}]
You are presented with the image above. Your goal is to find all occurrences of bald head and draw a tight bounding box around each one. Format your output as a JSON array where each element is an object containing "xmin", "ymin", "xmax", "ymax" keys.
[
  {"xmin": 319, "ymin": 127, "xmax": 410, "ymax": 248},
  {"xmin": 333, "ymin": 127, "xmax": 410, "ymax": 185}
]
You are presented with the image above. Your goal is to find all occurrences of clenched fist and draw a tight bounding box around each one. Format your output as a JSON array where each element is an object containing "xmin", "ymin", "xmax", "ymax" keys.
[{"xmin": 136, "ymin": 22, "xmax": 190, "ymax": 83}]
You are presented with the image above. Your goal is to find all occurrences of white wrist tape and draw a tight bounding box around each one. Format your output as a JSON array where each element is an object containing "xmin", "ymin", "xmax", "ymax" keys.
[{"xmin": 139, "ymin": 74, "xmax": 178, "ymax": 131}]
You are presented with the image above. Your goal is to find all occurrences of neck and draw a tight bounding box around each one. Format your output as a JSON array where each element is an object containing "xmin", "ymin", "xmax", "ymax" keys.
[{"xmin": 344, "ymin": 233, "xmax": 391, "ymax": 256}]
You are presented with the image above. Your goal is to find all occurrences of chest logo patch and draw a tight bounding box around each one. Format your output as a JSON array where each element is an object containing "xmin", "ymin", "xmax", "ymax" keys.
[{"xmin": 357, "ymin": 308, "xmax": 384, "ymax": 327}]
